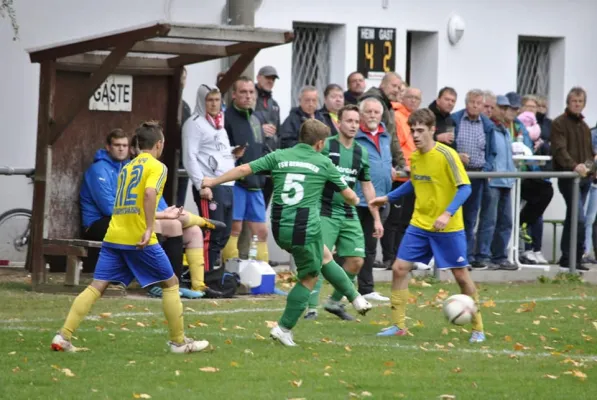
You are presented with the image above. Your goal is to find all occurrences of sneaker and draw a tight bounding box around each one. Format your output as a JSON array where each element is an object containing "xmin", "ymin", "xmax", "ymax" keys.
[
  {"xmin": 560, "ymin": 264, "xmax": 589, "ymax": 272},
  {"xmin": 202, "ymin": 218, "xmax": 226, "ymax": 231},
  {"xmin": 324, "ymin": 300, "xmax": 355, "ymax": 321},
  {"xmin": 303, "ymin": 310, "xmax": 318, "ymax": 320},
  {"xmin": 376, "ymin": 325, "xmax": 407, "ymax": 337},
  {"xmin": 352, "ymin": 295, "xmax": 373, "ymax": 315},
  {"xmin": 373, "ymin": 260, "xmax": 387, "ymax": 269},
  {"xmin": 169, "ymin": 337, "xmax": 209, "ymax": 353},
  {"xmin": 469, "ymin": 330, "xmax": 486, "ymax": 343},
  {"xmin": 534, "ymin": 252, "xmax": 549, "ymax": 265},
  {"xmin": 496, "ymin": 261, "xmax": 519, "ymax": 271},
  {"xmin": 383, "ymin": 259, "xmax": 393, "ymax": 270},
  {"xmin": 520, "ymin": 251, "xmax": 538, "ymax": 264},
  {"xmin": 413, "ymin": 262, "xmax": 431, "ymax": 270},
  {"xmin": 519, "ymin": 223, "xmax": 532, "ymax": 243},
  {"xmin": 582, "ymin": 254, "xmax": 597, "ymax": 264},
  {"xmin": 362, "ymin": 292, "xmax": 389, "ymax": 302},
  {"xmin": 202, "ymin": 287, "xmax": 225, "ymax": 298},
  {"xmin": 51, "ymin": 333, "xmax": 76, "ymax": 352},
  {"xmin": 179, "ymin": 288, "xmax": 204, "ymax": 299},
  {"xmin": 147, "ymin": 286, "xmax": 163, "ymax": 298},
  {"xmin": 270, "ymin": 325, "xmax": 297, "ymax": 346},
  {"xmin": 470, "ymin": 261, "xmax": 490, "ymax": 270}
]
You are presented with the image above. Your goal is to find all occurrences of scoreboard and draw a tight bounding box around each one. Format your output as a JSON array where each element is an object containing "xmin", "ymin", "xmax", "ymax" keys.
[{"xmin": 357, "ymin": 26, "xmax": 396, "ymax": 78}]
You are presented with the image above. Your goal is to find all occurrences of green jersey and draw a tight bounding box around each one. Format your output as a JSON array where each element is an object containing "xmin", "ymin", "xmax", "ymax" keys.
[
  {"xmin": 320, "ymin": 135, "xmax": 370, "ymax": 219},
  {"xmin": 249, "ymin": 143, "xmax": 348, "ymax": 246}
]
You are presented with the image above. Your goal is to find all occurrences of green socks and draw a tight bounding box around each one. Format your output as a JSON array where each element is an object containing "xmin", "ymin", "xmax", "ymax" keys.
[
  {"xmin": 307, "ymin": 275, "xmax": 324, "ymax": 309},
  {"xmin": 321, "ymin": 260, "xmax": 359, "ymax": 302},
  {"xmin": 330, "ymin": 271, "xmax": 356, "ymax": 302},
  {"xmin": 279, "ymin": 282, "xmax": 311, "ymax": 330}
]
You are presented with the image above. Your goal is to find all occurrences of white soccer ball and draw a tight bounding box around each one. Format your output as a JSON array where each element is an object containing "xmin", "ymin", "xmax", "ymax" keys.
[{"xmin": 443, "ymin": 294, "xmax": 477, "ymax": 326}]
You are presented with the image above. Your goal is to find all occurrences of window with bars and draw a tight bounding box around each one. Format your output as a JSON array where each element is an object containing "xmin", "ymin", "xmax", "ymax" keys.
[
  {"xmin": 517, "ymin": 38, "xmax": 550, "ymax": 96},
  {"xmin": 291, "ymin": 23, "xmax": 331, "ymax": 108}
]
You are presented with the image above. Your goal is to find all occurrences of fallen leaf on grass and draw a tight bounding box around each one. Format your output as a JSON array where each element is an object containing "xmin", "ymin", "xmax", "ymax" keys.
[
  {"xmin": 492, "ymin": 312, "xmax": 501, "ymax": 316},
  {"xmin": 533, "ymin": 320, "xmax": 541, "ymax": 325},
  {"xmin": 516, "ymin": 301, "xmax": 536, "ymax": 313},
  {"xmin": 12, "ymin": 366, "xmax": 20, "ymax": 373},
  {"xmin": 439, "ymin": 395, "xmax": 456, "ymax": 400},
  {"xmin": 230, "ymin": 361, "xmax": 239, "ymax": 367},
  {"xmin": 133, "ymin": 394, "xmax": 151, "ymax": 399},
  {"xmin": 91, "ymin": 389, "xmax": 98, "ymax": 393},
  {"xmin": 544, "ymin": 374, "xmax": 558, "ymax": 380},
  {"xmin": 136, "ymin": 322, "xmax": 146, "ymax": 328},
  {"xmin": 487, "ymin": 354, "xmax": 493, "ymax": 359},
  {"xmin": 254, "ymin": 333, "xmax": 265, "ymax": 340},
  {"xmin": 224, "ymin": 339, "xmax": 232, "ymax": 345},
  {"xmin": 344, "ymin": 345, "xmax": 352, "ymax": 352},
  {"xmin": 384, "ymin": 361, "xmax": 395, "ymax": 367},
  {"xmin": 452, "ymin": 367, "xmax": 462, "ymax": 373},
  {"xmin": 124, "ymin": 304, "xmax": 134, "ymax": 310},
  {"xmin": 265, "ymin": 321, "xmax": 277, "ymax": 328},
  {"xmin": 509, "ymin": 354, "xmax": 518, "ymax": 359},
  {"xmin": 494, "ymin": 321, "xmax": 504, "ymax": 325},
  {"xmin": 514, "ymin": 343, "xmax": 529, "ymax": 351},
  {"xmin": 234, "ymin": 325, "xmax": 246, "ymax": 330},
  {"xmin": 99, "ymin": 313, "xmax": 112, "ymax": 318},
  {"xmin": 550, "ymin": 327, "xmax": 559, "ymax": 332},
  {"xmin": 504, "ymin": 335, "xmax": 513, "ymax": 342},
  {"xmin": 563, "ymin": 370, "xmax": 587, "ymax": 381},
  {"xmin": 539, "ymin": 335, "xmax": 547, "ymax": 342},
  {"xmin": 539, "ymin": 315, "xmax": 548, "ymax": 319},
  {"xmin": 592, "ymin": 322, "xmax": 597, "ymax": 331},
  {"xmin": 447, "ymin": 342, "xmax": 455, "ymax": 348},
  {"xmin": 199, "ymin": 367, "xmax": 219, "ymax": 373},
  {"xmin": 175, "ymin": 370, "xmax": 181, "ymax": 376},
  {"xmin": 321, "ymin": 337, "xmax": 333, "ymax": 344},
  {"xmin": 184, "ymin": 307, "xmax": 196, "ymax": 312},
  {"xmin": 413, "ymin": 320, "xmax": 425, "ymax": 328},
  {"xmin": 543, "ymin": 346, "xmax": 555, "ymax": 350},
  {"xmin": 361, "ymin": 391, "xmax": 373, "ymax": 397},
  {"xmin": 482, "ymin": 300, "xmax": 496, "ymax": 308},
  {"xmin": 383, "ymin": 370, "xmax": 393, "ymax": 376},
  {"xmin": 8, "ymin": 351, "xmax": 16, "ymax": 355},
  {"xmin": 290, "ymin": 379, "xmax": 303, "ymax": 387},
  {"xmin": 441, "ymin": 328, "xmax": 449, "ymax": 336},
  {"xmin": 61, "ymin": 368, "xmax": 75, "ymax": 377}
]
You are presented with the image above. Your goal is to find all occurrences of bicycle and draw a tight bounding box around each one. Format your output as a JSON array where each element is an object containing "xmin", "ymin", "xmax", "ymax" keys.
[{"xmin": 0, "ymin": 169, "xmax": 34, "ymax": 267}]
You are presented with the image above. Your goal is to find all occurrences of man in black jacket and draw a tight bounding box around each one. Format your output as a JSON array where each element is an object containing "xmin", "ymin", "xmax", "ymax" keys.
[
  {"xmin": 221, "ymin": 76, "xmax": 270, "ymax": 264},
  {"xmin": 254, "ymin": 65, "xmax": 281, "ymax": 205},
  {"xmin": 280, "ymin": 86, "xmax": 326, "ymax": 148},
  {"xmin": 429, "ymin": 87, "xmax": 457, "ymax": 145}
]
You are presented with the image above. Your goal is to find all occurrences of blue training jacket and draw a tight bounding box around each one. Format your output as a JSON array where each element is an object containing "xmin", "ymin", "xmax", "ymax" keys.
[{"xmin": 79, "ymin": 149, "xmax": 126, "ymax": 228}]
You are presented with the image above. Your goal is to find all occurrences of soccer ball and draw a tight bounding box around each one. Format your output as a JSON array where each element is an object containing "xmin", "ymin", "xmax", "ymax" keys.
[{"xmin": 443, "ymin": 294, "xmax": 477, "ymax": 325}]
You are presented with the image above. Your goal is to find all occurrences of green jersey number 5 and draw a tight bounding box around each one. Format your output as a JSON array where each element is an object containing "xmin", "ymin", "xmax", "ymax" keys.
[{"xmin": 281, "ymin": 173, "xmax": 306, "ymax": 206}]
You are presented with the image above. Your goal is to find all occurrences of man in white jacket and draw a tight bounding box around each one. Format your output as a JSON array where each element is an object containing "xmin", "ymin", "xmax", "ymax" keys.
[{"xmin": 183, "ymin": 84, "xmax": 243, "ymax": 274}]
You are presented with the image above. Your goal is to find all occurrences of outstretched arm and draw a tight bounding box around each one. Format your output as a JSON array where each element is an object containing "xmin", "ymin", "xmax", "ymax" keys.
[
  {"xmin": 202, "ymin": 164, "xmax": 253, "ymax": 188},
  {"xmin": 340, "ymin": 187, "xmax": 359, "ymax": 206}
]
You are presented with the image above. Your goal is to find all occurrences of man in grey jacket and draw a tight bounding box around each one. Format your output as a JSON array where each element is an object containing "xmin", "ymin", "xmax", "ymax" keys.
[{"xmin": 182, "ymin": 84, "xmax": 244, "ymax": 270}]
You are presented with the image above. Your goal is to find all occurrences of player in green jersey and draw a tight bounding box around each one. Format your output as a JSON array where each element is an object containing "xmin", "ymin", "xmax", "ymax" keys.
[
  {"xmin": 306, "ymin": 104, "xmax": 384, "ymax": 321},
  {"xmin": 203, "ymin": 119, "xmax": 372, "ymax": 346}
]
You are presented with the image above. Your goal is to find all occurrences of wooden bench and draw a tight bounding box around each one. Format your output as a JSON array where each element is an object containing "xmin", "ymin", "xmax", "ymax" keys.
[{"xmin": 43, "ymin": 238, "xmax": 102, "ymax": 286}]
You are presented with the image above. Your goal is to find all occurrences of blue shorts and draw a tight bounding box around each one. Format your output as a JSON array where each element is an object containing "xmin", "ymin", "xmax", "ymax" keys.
[
  {"xmin": 397, "ymin": 225, "xmax": 469, "ymax": 269},
  {"xmin": 94, "ymin": 244, "xmax": 174, "ymax": 287},
  {"xmin": 232, "ymin": 185, "xmax": 266, "ymax": 222}
]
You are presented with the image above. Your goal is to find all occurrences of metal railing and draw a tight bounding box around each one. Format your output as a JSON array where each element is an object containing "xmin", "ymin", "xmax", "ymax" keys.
[{"xmin": 0, "ymin": 167, "xmax": 35, "ymax": 176}]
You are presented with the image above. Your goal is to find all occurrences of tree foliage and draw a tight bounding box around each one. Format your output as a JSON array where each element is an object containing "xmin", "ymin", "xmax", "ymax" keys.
[{"xmin": 0, "ymin": 0, "xmax": 19, "ymax": 40}]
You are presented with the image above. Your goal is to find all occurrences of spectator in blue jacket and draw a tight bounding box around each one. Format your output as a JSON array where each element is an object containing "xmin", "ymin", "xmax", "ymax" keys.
[
  {"xmin": 451, "ymin": 89, "xmax": 497, "ymax": 270},
  {"xmin": 353, "ymin": 97, "xmax": 391, "ymax": 303},
  {"xmin": 80, "ymin": 129, "xmax": 129, "ymax": 241}
]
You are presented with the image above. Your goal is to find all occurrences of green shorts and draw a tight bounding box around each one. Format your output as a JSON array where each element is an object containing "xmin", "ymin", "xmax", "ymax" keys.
[
  {"xmin": 320, "ymin": 216, "xmax": 366, "ymax": 258},
  {"xmin": 280, "ymin": 240, "xmax": 323, "ymax": 280}
]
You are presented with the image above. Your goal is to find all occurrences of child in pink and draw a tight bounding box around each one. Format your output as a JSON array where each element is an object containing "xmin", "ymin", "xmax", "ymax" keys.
[{"xmin": 518, "ymin": 111, "xmax": 542, "ymax": 151}]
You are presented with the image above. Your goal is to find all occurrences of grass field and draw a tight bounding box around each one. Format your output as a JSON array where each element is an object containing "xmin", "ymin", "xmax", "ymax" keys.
[{"xmin": 1, "ymin": 277, "xmax": 596, "ymax": 400}]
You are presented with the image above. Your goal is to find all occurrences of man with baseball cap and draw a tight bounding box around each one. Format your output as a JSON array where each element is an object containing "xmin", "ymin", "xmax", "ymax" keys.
[{"xmin": 254, "ymin": 65, "xmax": 281, "ymax": 205}]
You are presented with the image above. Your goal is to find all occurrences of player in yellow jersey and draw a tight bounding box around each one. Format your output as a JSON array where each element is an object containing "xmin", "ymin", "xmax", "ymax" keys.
[
  {"xmin": 370, "ymin": 108, "xmax": 486, "ymax": 343},
  {"xmin": 51, "ymin": 121, "xmax": 209, "ymax": 353}
]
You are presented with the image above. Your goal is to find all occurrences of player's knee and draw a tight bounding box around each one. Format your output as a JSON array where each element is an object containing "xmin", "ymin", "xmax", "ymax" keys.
[
  {"xmin": 392, "ymin": 260, "xmax": 410, "ymax": 277},
  {"xmin": 183, "ymin": 225, "xmax": 203, "ymax": 244},
  {"xmin": 251, "ymin": 223, "xmax": 268, "ymax": 241},
  {"xmin": 161, "ymin": 275, "xmax": 180, "ymax": 288},
  {"xmin": 345, "ymin": 257, "xmax": 363, "ymax": 273},
  {"xmin": 300, "ymin": 273, "xmax": 318, "ymax": 290},
  {"xmin": 90, "ymin": 280, "xmax": 109, "ymax": 294}
]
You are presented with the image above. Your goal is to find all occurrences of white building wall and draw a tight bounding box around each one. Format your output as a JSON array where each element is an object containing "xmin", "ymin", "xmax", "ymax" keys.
[{"xmin": 1, "ymin": 0, "xmax": 597, "ymax": 262}]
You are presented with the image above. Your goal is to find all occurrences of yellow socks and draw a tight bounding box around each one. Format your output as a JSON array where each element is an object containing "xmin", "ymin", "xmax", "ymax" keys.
[
  {"xmin": 60, "ymin": 286, "xmax": 101, "ymax": 340},
  {"xmin": 162, "ymin": 285, "xmax": 185, "ymax": 344},
  {"xmin": 222, "ymin": 235, "xmax": 239, "ymax": 262},
  {"xmin": 183, "ymin": 213, "xmax": 207, "ymax": 229},
  {"xmin": 256, "ymin": 241, "xmax": 269, "ymax": 263},
  {"xmin": 186, "ymin": 247, "xmax": 205, "ymax": 291},
  {"xmin": 390, "ymin": 289, "xmax": 409, "ymax": 328},
  {"xmin": 471, "ymin": 292, "xmax": 484, "ymax": 332}
]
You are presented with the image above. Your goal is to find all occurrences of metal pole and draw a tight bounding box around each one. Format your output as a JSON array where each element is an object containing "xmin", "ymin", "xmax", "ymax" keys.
[{"xmin": 569, "ymin": 177, "xmax": 580, "ymax": 274}]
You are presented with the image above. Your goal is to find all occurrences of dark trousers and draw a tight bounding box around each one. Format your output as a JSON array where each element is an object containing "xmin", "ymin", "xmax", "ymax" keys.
[
  {"xmin": 557, "ymin": 178, "xmax": 590, "ymax": 266},
  {"xmin": 81, "ymin": 216, "xmax": 111, "ymax": 272},
  {"xmin": 193, "ymin": 185, "xmax": 233, "ymax": 270},
  {"xmin": 520, "ymin": 179, "xmax": 554, "ymax": 226},
  {"xmin": 263, "ymin": 177, "xmax": 274, "ymax": 207},
  {"xmin": 177, "ymin": 176, "xmax": 189, "ymax": 207},
  {"xmin": 525, "ymin": 216, "xmax": 544, "ymax": 252},
  {"xmin": 357, "ymin": 207, "xmax": 376, "ymax": 295},
  {"xmin": 381, "ymin": 181, "xmax": 415, "ymax": 262},
  {"xmin": 462, "ymin": 177, "xmax": 486, "ymax": 262}
]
